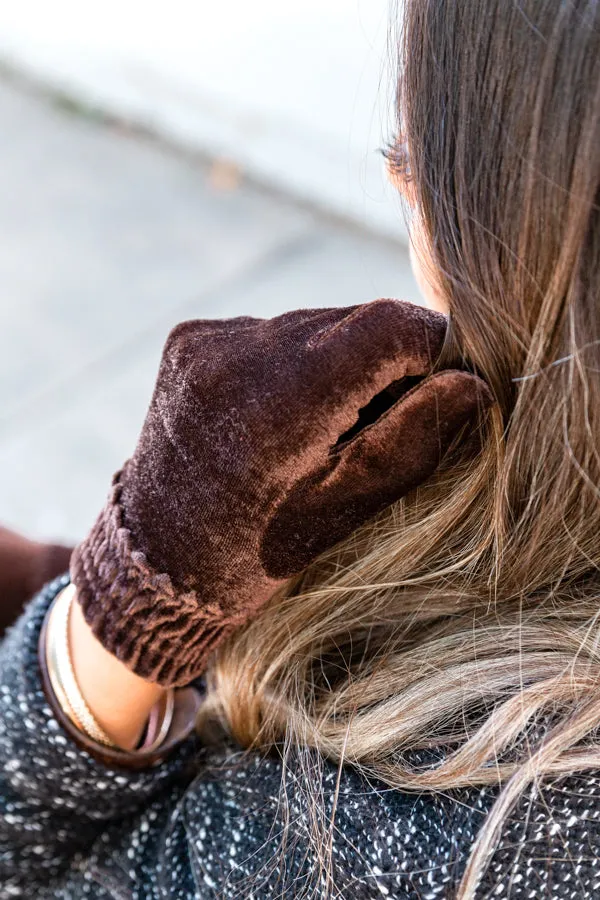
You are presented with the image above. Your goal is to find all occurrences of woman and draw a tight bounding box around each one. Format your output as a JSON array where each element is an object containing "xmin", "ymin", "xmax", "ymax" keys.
[{"xmin": 2, "ymin": 1, "xmax": 600, "ymax": 897}]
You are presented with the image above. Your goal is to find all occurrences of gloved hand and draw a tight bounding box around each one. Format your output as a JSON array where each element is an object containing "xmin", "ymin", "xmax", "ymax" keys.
[
  {"xmin": 0, "ymin": 526, "xmax": 72, "ymax": 637},
  {"xmin": 71, "ymin": 299, "xmax": 493, "ymax": 686}
]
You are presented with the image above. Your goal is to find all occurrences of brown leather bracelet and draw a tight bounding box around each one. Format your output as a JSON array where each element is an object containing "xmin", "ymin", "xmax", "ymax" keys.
[{"xmin": 38, "ymin": 593, "xmax": 204, "ymax": 770}]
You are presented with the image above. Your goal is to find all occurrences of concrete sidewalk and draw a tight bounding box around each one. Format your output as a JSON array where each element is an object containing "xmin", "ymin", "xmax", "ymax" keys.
[{"xmin": 0, "ymin": 75, "xmax": 420, "ymax": 544}]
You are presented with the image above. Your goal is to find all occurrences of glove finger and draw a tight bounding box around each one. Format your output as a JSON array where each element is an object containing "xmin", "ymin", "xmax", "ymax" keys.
[
  {"xmin": 162, "ymin": 306, "xmax": 357, "ymax": 359},
  {"xmin": 161, "ymin": 306, "xmax": 362, "ymax": 399},
  {"xmin": 306, "ymin": 298, "xmax": 449, "ymax": 407},
  {"xmin": 261, "ymin": 370, "xmax": 493, "ymax": 577},
  {"xmin": 264, "ymin": 304, "xmax": 361, "ymax": 338}
]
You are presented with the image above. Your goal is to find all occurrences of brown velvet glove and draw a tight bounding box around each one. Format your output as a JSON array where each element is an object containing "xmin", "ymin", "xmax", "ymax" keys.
[
  {"xmin": 0, "ymin": 526, "xmax": 73, "ymax": 638},
  {"xmin": 71, "ymin": 299, "xmax": 493, "ymax": 686}
]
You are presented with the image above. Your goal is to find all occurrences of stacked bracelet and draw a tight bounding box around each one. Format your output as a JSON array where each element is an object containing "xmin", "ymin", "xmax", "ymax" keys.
[
  {"xmin": 46, "ymin": 584, "xmax": 116, "ymax": 746},
  {"xmin": 137, "ymin": 686, "xmax": 175, "ymax": 752},
  {"xmin": 45, "ymin": 584, "xmax": 174, "ymax": 752}
]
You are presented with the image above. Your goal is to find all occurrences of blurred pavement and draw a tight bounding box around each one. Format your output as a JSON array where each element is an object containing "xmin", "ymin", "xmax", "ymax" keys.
[{"xmin": 0, "ymin": 75, "xmax": 421, "ymax": 544}]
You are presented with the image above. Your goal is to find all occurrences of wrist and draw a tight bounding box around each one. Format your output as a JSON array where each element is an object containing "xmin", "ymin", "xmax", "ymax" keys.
[
  {"xmin": 69, "ymin": 588, "xmax": 166, "ymax": 750},
  {"xmin": 48, "ymin": 585, "xmax": 165, "ymax": 750},
  {"xmin": 38, "ymin": 583, "xmax": 205, "ymax": 769}
]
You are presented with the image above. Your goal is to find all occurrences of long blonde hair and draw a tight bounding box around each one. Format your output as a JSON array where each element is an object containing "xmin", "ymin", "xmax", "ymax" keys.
[{"xmin": 199, "ymin": 1, "xmax": 600, "ymax": 895}]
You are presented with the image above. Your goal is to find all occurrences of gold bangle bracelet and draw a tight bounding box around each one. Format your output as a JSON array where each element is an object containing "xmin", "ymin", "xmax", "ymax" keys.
[
  {"xmin": 45, "ymin": 598, "xmax": 86, "ymax": 734},
  {"xmin": 45, "ymin": 585, "xmax": 118, "ymax": 748}
]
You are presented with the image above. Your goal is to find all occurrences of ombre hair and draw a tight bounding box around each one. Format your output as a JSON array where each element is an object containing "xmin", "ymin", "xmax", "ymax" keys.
[{"xmin": 199, "ymin": 1, "xmax": 600, "ymax": 895}]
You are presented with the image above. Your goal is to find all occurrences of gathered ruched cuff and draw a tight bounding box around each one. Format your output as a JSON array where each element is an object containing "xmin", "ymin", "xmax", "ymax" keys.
[{"xmin": 70, "ymin": 469, "xmax": 243, "ymax": 687}]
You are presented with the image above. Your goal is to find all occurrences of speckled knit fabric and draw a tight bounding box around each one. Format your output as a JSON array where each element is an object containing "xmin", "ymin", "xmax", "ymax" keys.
[{"xmin": 1, "ymin": 577, "xmax": 600, "ymax": 899}]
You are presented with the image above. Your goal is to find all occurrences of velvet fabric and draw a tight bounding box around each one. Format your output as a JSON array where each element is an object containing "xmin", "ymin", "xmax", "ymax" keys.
[
  {"xmin": 0, "ymin": 526, "xmax": 73, "ymax": 638},
  {"xmin": 71, "ymin": 299, "xmax": 493, "ymax": 686}
]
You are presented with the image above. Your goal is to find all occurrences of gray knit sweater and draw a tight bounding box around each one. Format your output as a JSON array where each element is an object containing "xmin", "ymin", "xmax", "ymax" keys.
[{"xmin": 1, "ymin": 576, "xmax": 599, "ymax": 899}]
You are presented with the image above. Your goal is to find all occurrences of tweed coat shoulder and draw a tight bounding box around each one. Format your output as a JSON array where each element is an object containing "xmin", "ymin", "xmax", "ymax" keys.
[{"xmin": 1, "ymin": 577, "xmax": 599, "ymax": 899}]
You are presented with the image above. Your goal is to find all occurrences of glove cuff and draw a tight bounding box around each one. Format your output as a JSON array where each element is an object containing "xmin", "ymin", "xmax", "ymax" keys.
[{"xmin": 70, "ymin": 470, "xmax": 238, "ymax": 686}]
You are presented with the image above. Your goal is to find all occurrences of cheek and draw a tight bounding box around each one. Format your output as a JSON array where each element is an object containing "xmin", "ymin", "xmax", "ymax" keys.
[{"xmin": 409, "ymin": 224, "xmax": 449, "ymax": 314}]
